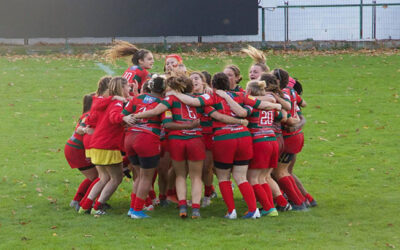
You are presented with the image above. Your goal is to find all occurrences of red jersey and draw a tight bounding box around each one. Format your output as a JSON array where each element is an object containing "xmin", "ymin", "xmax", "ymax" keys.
[
  {"xmin": 122, "ymin": 65, "xmax": 151, "ymax": 93},
  {"xmin": 66, "ymin": 112, "xmax": 89, "ymax": 150},
  {"xmin": 161, "ymin": 95, "xmax": 202, "ymax": 140},
  {"xmin": 193, "ymin": 93, "xmax": 212, "ymax": 134},
  {"xmin": 123, "ymin": 94, "xmax": 162, "ymax": 137},
  {"xmin": 282, "ymin": 87, "xmax": 303, "ymax": 137},
  {"xmin": 89, "ymin": 99, "xmax": 126, "ymax": 150},
  {"xmin": 85, "ymin": 96, "xmax": 113, "ymax": 128},
  {"xmin": 247, "ymin": 108, "xmax": 283, "ymax": 142},
  {"xmin": 197, "ymin": 91, "xmax": 261, "ymax": 141}
]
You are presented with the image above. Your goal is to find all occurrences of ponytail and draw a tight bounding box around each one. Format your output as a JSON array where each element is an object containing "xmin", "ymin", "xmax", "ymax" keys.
[
  {"xmin": 242, "ymin": 45, "xmax": 270, "ymax": 72},
  {"xmin": 105, "ymin": 40, "xmax": 150, "ymax": 65}
]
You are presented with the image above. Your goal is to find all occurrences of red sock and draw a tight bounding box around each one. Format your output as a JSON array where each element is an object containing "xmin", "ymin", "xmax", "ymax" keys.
[
  {"xmin": 252, "ymin": 184, "xmax": 272, "ymax": 211},
  {"xmin": 81, "ymin": 198, "xmax": 93, "ymax": 210},
  {"xmin": 93, "ymin": 200, "xmax": 103, "ymax": 210},
  {"xmin": 305, "ymin": 193, "xmax": 314, "ymax": 202},
  {"xmin": 275, "ymin": 195, "xmax": 288, "ymax": 207},
  {"xmin": 219, "ymin": 181, "xmax": 235, "ymax": 213},
  {"xmin": 289, "ymin": 176, "xmax": 305, "ymax": 202},
  {"xmin": 149, "ymin": 190, "xmax": 156, "ymax": 200},
  {"xmin": 278, "ymin": 176, "xmax": 303, "ymax": 205},
  {"xmin": 79, "ymin": 178, "xmax": 99, "ymax": 206},
  {"xmin": 238, "ymin": 182, "xmax": 257, "ymax": 212},
  {"xmin": 172, "ymin": 188, "xmax": 177, "ymax": 196},
  {"xmin": 159, "ymin": 194, "xmax": 167, "ymax": 200},
  {"xmin": 204, "ymin": 185, "xmax": 213, "ymax": 197},
  {"xmin": 145, "ymin": 196, "xmax": 152, "ymax": 207},
  {"xmin": 134, "ymin": 197, "xmax": 145, "ymax": 212},
  {"xmin": 192, "ymin": 203, "xmax": 200, "ymax": 209},
  {"xmin": 178, "ymin": 200, "xmax": 187, "ymax": 207},
  {"xmin": 73, "ymin": 178, "xmax": 92, "ymax": 202},
  {"xmin": 130, "ymin": 193, "xmax": 136, "ymax": 209},
  {"xmin": 261, "ymin": 183, "xmax": 275, "ymax": 209},
  {"xmin": 166, "ymin": 189, "xmax": 174, "ymax": 196}
]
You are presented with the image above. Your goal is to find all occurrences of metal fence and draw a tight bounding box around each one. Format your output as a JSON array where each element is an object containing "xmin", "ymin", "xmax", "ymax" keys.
[{"xmin": 260, "ymin": 1, "xmax": 400, "ymax": 42}]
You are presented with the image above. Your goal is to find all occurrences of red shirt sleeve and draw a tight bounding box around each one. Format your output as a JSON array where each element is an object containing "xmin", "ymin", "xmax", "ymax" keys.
[{"xmin": 108, "ymin": 101, "xmax": 125, "ymax": 124}]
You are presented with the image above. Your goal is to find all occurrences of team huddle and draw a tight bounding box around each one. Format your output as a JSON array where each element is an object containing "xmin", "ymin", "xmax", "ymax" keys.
[{"xmin": 64, "ymin": 40, "xmax": 317, "ymax": 220}]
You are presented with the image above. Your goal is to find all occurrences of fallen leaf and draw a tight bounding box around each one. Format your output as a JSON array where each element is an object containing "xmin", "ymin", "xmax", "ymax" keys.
[
  {"xmin": 84, "ymin": 234, "xmax": 93, "ymax": 237},
  {"xmin": 386, "ymin": 243, "xmax": 395, "ymax": 248},
  {"xmin": 363, "ymin": 126, "xmax": 369, "ymax": 129},
  {"xmin": 45, "ymin": 169, "xmax": 56, "ymax": 174},
  {"xmin": 36, "ymin": 188, "xmax": 42, "ymax": 193},
  {"xmin": 21, "ymin": 236, "xmax": 30, "ymax": 241},
  {"xmin": 337, "ymin": 134, "xmax": 347, "ymax": 137},
  {"xmin": 319, "ymin": 136, "xmax": 329, "ymax": 141},
  {"xmin": 12, "ymin": 210, "xmax": 16, "ymax": 215},
  {"xmin": 388, "ymin": 223, "xmax": 393, "ymax": 227},
  {"xmin": 26, "ymin": 205, "xmax": 33, "ymax": 208},
  {"xmin": 51, "ymin": 226, "xmax": 57, "ymax": 229},
  {"xmin": 370, "ymin": 168, "xmax": 375, "ymax": 171},
  {"xmin": 314, "ymin": 105, "xmax": 321, "ymax": 109},
  {"xmin": 52, "ymin": 233, "xmax": 57, "ymax": 237}
]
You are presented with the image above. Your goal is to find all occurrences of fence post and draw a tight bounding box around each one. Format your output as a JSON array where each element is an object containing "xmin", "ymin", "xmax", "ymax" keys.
[
  {"xmin": 163, "ymin": 36, "xmax": 168, "ymax": 52},
  {"xmin": 360, "ymin": 0, "xmax": 363, "ymax": 39},
  {"xmin": 284, "ymin": 1, "xmax": 289, "ymax": 43},
  {"xmin": 261, "ymin": 7, "xmax": 265, "ymax": 42},
  {"xmin": 372, "ymin": 0, "xmax": 376, "ymax": 39}
]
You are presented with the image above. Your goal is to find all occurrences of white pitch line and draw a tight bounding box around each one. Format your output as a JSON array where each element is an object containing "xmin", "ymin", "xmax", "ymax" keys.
[{"xmin": 96, "ymin": 62, "xmax": 115, "ymax": 75}]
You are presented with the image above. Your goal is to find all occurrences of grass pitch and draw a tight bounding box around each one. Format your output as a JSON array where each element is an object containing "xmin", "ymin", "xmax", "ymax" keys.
[{"xmin": 0, "ymin": 49, "xmax": 399, "ymax": 249}]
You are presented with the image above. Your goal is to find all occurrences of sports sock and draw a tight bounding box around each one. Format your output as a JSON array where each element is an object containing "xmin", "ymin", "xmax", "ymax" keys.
[
  {"xmin": 73, "ymin": 178, "xmax": 92, "ymax": 202},
  {"xmin": 219, "ymin": 181, "xmax": 235, "ymax": 213},
  {"xmin": 192, "ymin": 203, "xmax": 200, "ymax": 209},
  {"xmin": 252, "ymin": 184, "xmax": 272, "ymax": 211},
  {"xmin": 149, "ymin": 190, "xmax": 156, "ymax": 200},
  {"xmin": 275, "ymin": 195, "xmax": 288, "ymax": 207},
  {"xmin": 145, "ymin": 196, "xmax": 152, "ymax": 207},
  {"xmin": 204, "ymin": 185, "xmax": 213, "ymax": 197},
  {"xmin": 238, "ymin": 182, "xmax": 257, "ymax": 212},
  {"xmin": 81, "ymin": 198, "xmax": 93, "ymax": 210},
  {"xmin": 134, "ymin": 197, "xmax": 145, "ymax": 212},
  {"xmin": 305, "ymin": 193, "xmax": 314, "ymax": 202},
  {"xmin": 79, "ymin": 178, "xmax": 99, "ymax": 207},
  {"xmin": 178, "ymin": 200, "xmax": 187, "ymax": 207},
  {"xmin": 130, "ymin": 193, "xmax": 136, "ymax": 209},
  {"xmin": 261, "ymin": 183, "xmax": 275, "ymax": 209},
  {"xmin": 278, "ymin": 176, "xmax": 303, "ymax": 205},
  {"xmin": 93, "ymin": 200, "xmax": 103, "ymax": 210},
  {"xmin": 159, "ymin": 194, "xmax": 167, "ymax": 201},
  {"xmin": 289, "ymin": 176, "xmax": 306, "ymax": 202}
]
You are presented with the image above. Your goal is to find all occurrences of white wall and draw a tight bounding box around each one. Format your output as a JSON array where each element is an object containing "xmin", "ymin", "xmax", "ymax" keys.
[{"xmin": 0, "ymin": 0, "xmax": 399, "ymax": 44}]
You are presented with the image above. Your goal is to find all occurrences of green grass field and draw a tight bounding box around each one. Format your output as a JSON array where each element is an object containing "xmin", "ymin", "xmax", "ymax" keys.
[{"xmin": 0, "ymin": 49, "xmax": 400, "ymax": 249}]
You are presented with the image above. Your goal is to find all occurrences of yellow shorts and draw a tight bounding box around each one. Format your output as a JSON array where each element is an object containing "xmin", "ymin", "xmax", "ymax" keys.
[
  {"xmin": 90, "ymin": 149, "xmax": 122, "ymax": 166},
  {"xmin": 85, "ymin": 149, "xmax": 91, "ymax": 158}
]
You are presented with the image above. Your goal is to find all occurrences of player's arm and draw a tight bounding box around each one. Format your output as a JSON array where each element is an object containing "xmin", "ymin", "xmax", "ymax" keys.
[
  {"xmin": 134, "ymin": 103, "xmax": 168, "ymax": 119},
  {"xmin": 271, "ymin": 93, "xmax": 291, "ymax": 111},
  {"xmin": 215, "ymin": 90, "xmax": 247, "ymax": 117},
  {"xmin": 168, "ymin": 91, "xmax": 202, "ymax": 107},
  {"xmin": 210, "ymin": 111, "xmax": 248, "ymax": 126}
]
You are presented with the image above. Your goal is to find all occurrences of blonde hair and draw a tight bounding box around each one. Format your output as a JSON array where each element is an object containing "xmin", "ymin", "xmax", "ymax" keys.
[
  {"xmin": 242, "ymin": 45, "xmax": 270, "ymax": 72},
  {"xmin": 109, "ymin": 77, "xmax": 128, "ymax": 97},
  {"xmin": 104, "ymin": 40, "xmax": 150, "ymax": 65},
  {"xmin": 246, "ymin": 80, "xmax": 267, "ymax": 96}
]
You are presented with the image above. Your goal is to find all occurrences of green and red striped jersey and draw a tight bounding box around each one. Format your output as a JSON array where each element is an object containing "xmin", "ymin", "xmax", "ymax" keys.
[
  {"xmin": 66, "ymin": 112, "xmax": 89, "ymax": 150},
  {"xmin": 161, "ymin": 95, "xmax": 202, "ymax": 140},
  {"xmin": 123, "ymin": 93, "xmax": 162, "ymax": 137},
  {"xmin": 282, "ymin": 87, "xmax": 303, "ymax": 137},
  {"xmin": 197, "ymin": 91, "xmax": 261, "ymax": 141},
  {"xmin": 247, "ymin": 107, "xmax": 283, "ymax": 143},
  {"xmin": 193, "ymin": 93, "xmax": 212, "ymax": 134}
]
